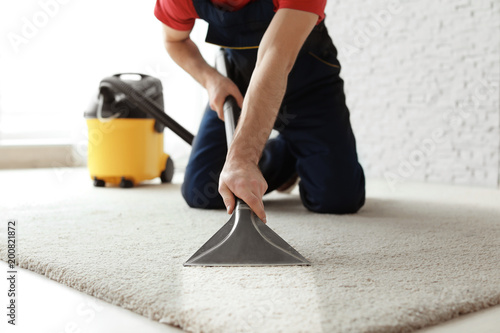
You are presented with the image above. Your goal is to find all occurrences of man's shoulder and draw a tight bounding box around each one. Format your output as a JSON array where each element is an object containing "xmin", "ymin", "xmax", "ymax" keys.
[{"xmin": 154, "ymin": 0, "xmax": 198, "ymax": 31}]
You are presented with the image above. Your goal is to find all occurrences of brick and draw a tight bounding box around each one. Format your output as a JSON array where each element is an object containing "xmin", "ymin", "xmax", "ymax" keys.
[{"xmin": 325, "ymin": 0, "xmax": 500, "ymax": 188}]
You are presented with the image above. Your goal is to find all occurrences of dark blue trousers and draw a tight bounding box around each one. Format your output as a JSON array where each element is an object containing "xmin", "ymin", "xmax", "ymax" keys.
[{"xmin": 181, "ymin": 49, "xmax": 365, "ymax": 214}]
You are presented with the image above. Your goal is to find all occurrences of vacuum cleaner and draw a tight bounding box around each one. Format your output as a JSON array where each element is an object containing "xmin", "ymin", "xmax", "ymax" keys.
[{"xmin": 84, "ymin": 73, "xmax": 193, "ymax": 188}]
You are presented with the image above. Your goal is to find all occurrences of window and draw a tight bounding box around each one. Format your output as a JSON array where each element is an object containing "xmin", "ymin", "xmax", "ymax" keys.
[{"xmin": 0, "ymin": 0, "xmax": 216, "ymax": 168}]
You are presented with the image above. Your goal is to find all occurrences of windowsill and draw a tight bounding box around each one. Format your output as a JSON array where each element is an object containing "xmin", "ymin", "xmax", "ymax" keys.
[
  {"xmin": 0, "ymin": 139, "xmax": 75, "ymax": 146},
  {"xmin": 0, "ymin": 144, "xmax": 86, "ymax": 169}
]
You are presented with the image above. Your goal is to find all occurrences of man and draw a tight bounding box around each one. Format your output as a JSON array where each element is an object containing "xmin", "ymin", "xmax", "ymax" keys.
[{"xmin": 154, "ymin": 0, "xmax": 365, "ymax": 222}]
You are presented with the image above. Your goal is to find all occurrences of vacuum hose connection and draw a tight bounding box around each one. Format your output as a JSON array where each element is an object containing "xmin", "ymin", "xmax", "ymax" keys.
[{"xmin": 100, "ymin": 76, "xmax": 194, "ymax": 145}]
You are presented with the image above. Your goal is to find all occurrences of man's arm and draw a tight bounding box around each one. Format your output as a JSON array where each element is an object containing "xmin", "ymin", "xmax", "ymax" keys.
[
  {"xmin": 162, "ymin": 24, "xmax": 244, "ymax": 117},
  {"xmin": 218, "ymin": 9, "xmax": 318, "ymax": 222}
]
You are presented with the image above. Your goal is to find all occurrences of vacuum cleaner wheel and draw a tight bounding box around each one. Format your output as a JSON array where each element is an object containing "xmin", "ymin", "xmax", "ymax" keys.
[
  {"xmin": 119, "ymin": 177, "xmax": 134, "ymax": 188},
  {"xmin": 93, "ymin": 177, "xmax": 105, "ymax": 187},
  {"xmin": 160, "ymin": 157, "xmax": 174, "ymax": 183}
]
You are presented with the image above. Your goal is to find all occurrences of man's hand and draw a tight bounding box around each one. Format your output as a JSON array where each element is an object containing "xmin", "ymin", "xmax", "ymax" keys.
[
  {"xmin": 218, "ymin": 157, "xmax": 268, "ymax": 223},
  {"xmin": 205, "ymin": 75, "xmax": 244, "ymax": 120}
]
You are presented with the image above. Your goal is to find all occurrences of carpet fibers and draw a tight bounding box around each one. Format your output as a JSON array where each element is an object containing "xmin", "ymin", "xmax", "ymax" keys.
[{"xmin": 1, "ymin": 168, "xmax": 499, "ymax": 333}]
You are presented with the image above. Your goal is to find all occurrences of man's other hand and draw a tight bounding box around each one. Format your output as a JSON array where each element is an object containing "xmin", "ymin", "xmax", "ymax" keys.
[{"xmin": 205, "ymin": 74, "xmax": 244, "ymax": 120}]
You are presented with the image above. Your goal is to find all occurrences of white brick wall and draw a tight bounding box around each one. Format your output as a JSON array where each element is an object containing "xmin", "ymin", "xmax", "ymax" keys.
[{"xmin": 324, "ymin": 0, "xmax": 500, "ymax": 189}]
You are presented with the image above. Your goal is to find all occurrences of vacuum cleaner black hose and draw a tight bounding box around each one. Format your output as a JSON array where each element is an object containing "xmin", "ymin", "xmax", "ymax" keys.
[{"xmin": 100, "ymin": 76, "xmax": 194, "ymax": 145}]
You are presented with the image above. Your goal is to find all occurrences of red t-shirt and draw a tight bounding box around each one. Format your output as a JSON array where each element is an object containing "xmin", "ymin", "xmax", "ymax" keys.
[{"xmin": 154, "ymin": 0, "xmax": 326, "ymax": 31}]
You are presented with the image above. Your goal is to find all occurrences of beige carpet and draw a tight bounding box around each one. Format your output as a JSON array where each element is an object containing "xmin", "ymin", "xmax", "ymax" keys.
[{"xmin": 1, "ymin": 168, "xmax": 499, "ymax": 333}]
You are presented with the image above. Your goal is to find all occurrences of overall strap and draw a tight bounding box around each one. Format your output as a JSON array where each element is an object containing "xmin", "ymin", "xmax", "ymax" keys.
[{"xmin": 192, "ymin": 0, "xmax": 274, "ymax": 49}]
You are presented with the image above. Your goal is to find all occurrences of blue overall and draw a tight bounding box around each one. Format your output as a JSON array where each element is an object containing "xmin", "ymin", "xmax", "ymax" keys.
[{"xmin": 181, "ymin": 0, "xmax": 366, "ymax": 214}]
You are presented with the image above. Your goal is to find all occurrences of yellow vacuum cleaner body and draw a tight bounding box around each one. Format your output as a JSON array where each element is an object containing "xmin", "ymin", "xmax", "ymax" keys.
[{"xmin": 84, "ymin": 74, "xmax": 174, "ymax": 188}]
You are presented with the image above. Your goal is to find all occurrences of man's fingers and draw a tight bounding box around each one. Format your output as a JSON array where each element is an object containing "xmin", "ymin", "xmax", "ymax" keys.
[
  {"xmin": 208, "ymin": 75, "xmax": 243, "ymax": 120},
  {"xmin": 220, "ymin": 179, "xmax": 266, "ymax": 222},
  {"xmin": 243, "ymin": 193, "xmax": 267, "ymax": 223},
  {"xmin": 236, "ymin": 95, "xmax": 244, "ymax": 109},
  {"xmin": 234, "ymin": 176, "xmax": 267, "ymax": 223},
  {"xmin": 218, "ymin": 183, "xmax": 235, "ymax": 215},
  {"xmin": 229, "ymin": 86, "xmax": 244, "ymax": 109},
  {"xmin": 217, "ymin": 110, "xmax": 225, "ymax": 121},
  {"xmin": 210, "ymin": 95, "xmax": 225, "ymax": 120}
]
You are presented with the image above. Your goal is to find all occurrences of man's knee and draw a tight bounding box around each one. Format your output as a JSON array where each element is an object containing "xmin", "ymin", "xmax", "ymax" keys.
[
  {"xmin": 181, "ymin": 176, "xmax": 224, "ymax": 210},
  {"xmin": 305, "ymin": 189, "xmax": 365, "ymax": 214},
  {"xmin": 300, "ymin": 176, "xmax": 366, "ymax": 214}
]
